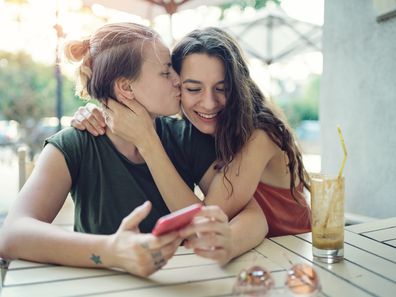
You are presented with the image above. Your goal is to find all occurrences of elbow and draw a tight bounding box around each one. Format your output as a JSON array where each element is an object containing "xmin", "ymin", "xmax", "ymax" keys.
[
  {"xmin": 0, "ymin": 223, "xmax": 20, "ymax": 261},
  {"xmin": 261, "ymin": 216, "xmax": 269, "ymax": 240},
  {"xmin": 261, "ymin": 211, "xmax": 269, "ymax": 237},
  {"xmin": 255, "ymin": 212, "xmax": 269, "ymax": 245},
  {"xmin": 0, "ymin": 230, "xmax": 13, "ymax": 260},
  {"xmin": 246, "ymin": 200, "xmax": 268, "ymax": 245}
]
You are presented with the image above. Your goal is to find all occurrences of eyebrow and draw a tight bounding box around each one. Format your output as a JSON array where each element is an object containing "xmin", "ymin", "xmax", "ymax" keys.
[
  {"xmin": 182, "ymin": 79, "xmax": 201, "ymax": 84},
  {"xmin": 182, "ymin": 79, "xmax": 225, "ymax": 85}
]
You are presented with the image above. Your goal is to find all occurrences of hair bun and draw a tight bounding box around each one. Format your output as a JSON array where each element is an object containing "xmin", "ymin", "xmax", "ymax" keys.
[{"xmin": 64, "ymin": 39, "xmax": 90, "ymax": 62}]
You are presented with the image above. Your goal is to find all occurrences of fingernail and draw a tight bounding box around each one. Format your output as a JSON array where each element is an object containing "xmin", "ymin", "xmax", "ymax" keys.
[{"xmin": 138, "ymin": 202, "xmax": 147, "ymax": 209}]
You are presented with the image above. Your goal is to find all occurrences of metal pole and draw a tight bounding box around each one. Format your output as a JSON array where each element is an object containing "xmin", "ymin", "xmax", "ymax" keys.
[
  {"xmin": 169, "ymin": 13, "xmax": 174, "ymax": 46},
  {"xmin": 54, "ymin": 8, "xmax": 63, "ymax": 132}
]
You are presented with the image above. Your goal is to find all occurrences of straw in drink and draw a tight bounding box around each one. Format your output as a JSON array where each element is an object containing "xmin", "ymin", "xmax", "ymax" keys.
[{"xmin": 310, "ymin": 126, "xmax": 347, "ymax": 263}]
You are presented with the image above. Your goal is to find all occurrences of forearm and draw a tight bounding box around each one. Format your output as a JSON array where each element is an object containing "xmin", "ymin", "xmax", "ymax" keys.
[
  {"xmin": 0, "ymin": 217, "xmax": 111, "ymax": 269},
  {"xmin": 140, "ymin": 132, "xmax": 201, "ymax": 211},
  {"xmin": 228, "ymin": 199, "xmax": 268, "ymax": 260}
]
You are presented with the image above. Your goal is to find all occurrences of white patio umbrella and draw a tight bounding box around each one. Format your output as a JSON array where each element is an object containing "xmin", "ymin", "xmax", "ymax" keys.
[
  {"xmin": 83, "ymin": 0, "xmax": 232, "ymax": 19},
  {"xmin": 221, "ymin": 6, "xmax": 322, "ymax": 65},
  {"xmin": 82, "ymin": 0, "xmax": 233, "ymax": 43},
  {"xmin": 219, "ymin": 6, "xmax": 322, "ymax": 98}
]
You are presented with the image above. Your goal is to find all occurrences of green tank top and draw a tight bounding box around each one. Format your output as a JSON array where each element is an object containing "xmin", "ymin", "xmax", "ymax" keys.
[{"xmin": 45, "ymin": 117, "xmax": 216, "ymax": 234}]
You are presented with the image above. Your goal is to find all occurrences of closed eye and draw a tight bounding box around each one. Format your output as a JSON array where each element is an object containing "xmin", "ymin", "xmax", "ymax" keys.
[{"xmin": 186, "ymin": 88, "xmax": 201, "ymax": 92}]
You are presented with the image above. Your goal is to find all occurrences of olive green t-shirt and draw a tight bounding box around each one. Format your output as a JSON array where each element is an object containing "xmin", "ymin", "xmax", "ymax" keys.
[{"xmin": 45, "ymin": 117, "xmax": 216, "ymax": 234}]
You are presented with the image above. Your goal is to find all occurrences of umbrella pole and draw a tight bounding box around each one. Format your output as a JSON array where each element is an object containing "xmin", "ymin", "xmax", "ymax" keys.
[{"xmin": 169, "ymin": 13, "xmax": 175, "ymax": 45}]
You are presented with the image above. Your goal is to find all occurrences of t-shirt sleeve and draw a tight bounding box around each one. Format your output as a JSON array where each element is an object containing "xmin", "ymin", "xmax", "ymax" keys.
[{"xmin": 44, "ymin": 127, "xmax": 84, "ymax": 188}]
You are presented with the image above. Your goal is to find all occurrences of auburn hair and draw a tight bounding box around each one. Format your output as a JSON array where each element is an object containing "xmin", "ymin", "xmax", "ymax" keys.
[{"xmin": 64, "ymin": 22, "xmax": 160, "ymax": 103}]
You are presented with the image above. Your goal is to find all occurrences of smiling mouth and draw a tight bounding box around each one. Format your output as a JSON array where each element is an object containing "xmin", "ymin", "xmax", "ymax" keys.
[{"xmin": 196, "ymin": 111, "xmax": 220, "ymax": 119}]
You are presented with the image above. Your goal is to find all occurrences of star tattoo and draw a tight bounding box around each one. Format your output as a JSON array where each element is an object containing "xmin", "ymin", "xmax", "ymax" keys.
[{"xmin": 90, "ymin": 254, "xmax": 102, "ymax": 265}]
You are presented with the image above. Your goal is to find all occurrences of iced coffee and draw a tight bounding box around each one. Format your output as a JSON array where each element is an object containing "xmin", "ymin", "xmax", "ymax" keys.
[{"xmin": 310, "ymin": 174, "xmax": 345, "ymax": 263}]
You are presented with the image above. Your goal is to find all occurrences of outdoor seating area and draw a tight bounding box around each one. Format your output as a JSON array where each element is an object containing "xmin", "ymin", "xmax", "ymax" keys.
[
  {"xmin": 1, "ymin": 1, "xmax": 396, "ymax": 296},
  {"xmin": 1, "ymin": 218, "xmax": 395, "ymax": 296}
]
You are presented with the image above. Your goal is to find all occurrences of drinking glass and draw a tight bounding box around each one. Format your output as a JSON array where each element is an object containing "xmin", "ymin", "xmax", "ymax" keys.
[{"xmin": 310, "ymin": 174, "xmax": 345, "ymax": 263}]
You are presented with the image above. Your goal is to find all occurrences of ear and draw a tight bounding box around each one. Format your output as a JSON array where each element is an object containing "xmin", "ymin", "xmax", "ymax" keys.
[{"xmin": 113, "ymin": 77, "xmax": 135, "ymax": 103}]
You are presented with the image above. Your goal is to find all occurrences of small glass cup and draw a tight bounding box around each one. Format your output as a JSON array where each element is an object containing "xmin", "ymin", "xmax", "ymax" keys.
[
  {"xmin": 233, "ymin": 266, "xmax": 274, "ymax": 296},
  {"xmin": 233, "ymin": 264, "xmax": 320, "ymax": 296},
  {"xmin": 310, "ymin": 173, "xmax": 345, "ymax": 263},
  {"xmin": 286, "ymin": 263, "xmax": 321, "ymax": 296}
]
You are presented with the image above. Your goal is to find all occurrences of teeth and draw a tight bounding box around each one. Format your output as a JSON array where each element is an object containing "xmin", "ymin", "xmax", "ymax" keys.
[{"xmin": 197, "ymin": 112, "xmax": 217, "ymax": 119}]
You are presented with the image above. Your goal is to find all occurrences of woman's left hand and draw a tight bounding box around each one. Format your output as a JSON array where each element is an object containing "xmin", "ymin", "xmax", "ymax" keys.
[
  {"xmin": 71, "ymin": 103, "xmax": 106, "ymax": 136},
  {"xmin": 105, "ymin": 99, "xmax": 156, "ymax": 150},
  {"xmin": 179, "ymin": 205, "xmax": 233, "ymax": 266}
]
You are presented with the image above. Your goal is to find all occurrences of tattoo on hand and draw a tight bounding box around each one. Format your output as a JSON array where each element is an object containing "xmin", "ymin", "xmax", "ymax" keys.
[{"xmin": 90, "ymin": 254, "xmax": 102, "ymax": 265}]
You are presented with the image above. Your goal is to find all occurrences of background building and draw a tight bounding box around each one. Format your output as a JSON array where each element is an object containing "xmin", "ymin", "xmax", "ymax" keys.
[{"xmin": 320, "ymin": 0, "xmax": 396, "ymax": 218}]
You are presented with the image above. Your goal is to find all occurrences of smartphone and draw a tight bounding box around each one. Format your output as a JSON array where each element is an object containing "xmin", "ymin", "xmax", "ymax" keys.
[{"xmin": 152, "ymin": 203, "xmax": 202, "ymax": 236}]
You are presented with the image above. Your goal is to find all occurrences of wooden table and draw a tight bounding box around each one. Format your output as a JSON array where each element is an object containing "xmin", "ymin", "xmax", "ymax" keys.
[{"xmin": 1, "ymin": 217, "xmax": 395, "ymax": 297}]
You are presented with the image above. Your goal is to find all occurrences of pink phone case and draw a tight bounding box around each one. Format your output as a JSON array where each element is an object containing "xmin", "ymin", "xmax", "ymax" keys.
[{"xmin": 152, "ymin": 203, "xmax": 202, "ymax": 236}]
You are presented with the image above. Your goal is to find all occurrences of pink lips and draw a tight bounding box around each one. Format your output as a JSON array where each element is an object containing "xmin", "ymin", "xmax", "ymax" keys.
[{"xmin": 195, "ymin": 111, "xmax": 219, "ymax": 122}]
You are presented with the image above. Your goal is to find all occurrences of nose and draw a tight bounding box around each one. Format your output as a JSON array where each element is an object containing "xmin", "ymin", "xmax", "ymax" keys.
[
  {"xmin": 201, "ymin": 90, "xmax": 218, "ymax": 110},
  {"xmin": 170, "ymin": 68, "xmax": 181, "ymax": 88}
]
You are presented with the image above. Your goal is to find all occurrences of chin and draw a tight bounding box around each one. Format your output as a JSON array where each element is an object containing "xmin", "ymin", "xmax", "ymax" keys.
[{"xmin": 195, "ymin": 124, "xmax": 216, "ymax": 136}]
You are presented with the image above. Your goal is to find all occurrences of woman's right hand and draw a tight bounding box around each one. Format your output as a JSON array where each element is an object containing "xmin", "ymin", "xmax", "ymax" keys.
[
  {"xmin": 107, "ymin": 201, "xmax": 181, "ymax": 277},
  {"xmin": 179, "ymin": 205, "xmax": 233, "ymax": 266},
  {"xmin": 71, "ymin": 103, "xmax": 107, "ymax": 136}
]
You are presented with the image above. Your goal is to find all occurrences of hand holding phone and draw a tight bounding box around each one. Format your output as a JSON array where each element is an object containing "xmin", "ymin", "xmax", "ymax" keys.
[{"xmin": 152, "ymin": 203, "xmax": 202, "ymax": 236}]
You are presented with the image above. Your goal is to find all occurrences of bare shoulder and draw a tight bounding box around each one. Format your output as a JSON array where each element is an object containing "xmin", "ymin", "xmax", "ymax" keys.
[{"xmin": 249, "ymin": 129, "xmax": 277, "ymax": 151}]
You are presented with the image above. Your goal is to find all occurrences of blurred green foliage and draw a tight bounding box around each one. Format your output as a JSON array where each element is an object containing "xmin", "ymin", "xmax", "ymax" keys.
[
  {"xmin": 0, "ymin": 51, "xmax": 85, "ymax": 153},
  {"xmin": 219, "ymin": 0, "xmax": 281, "ymax": 19},
  {"xmin": 280, "ymin": 74, "xmax": 320, "ymax": 128},
  {"xmin": 220, "ymin": 0, "xmax": 281, "ymax": 10},
  {"xmin": 0, "ymin": 51, "xmax": 83, "ymax": 123}
]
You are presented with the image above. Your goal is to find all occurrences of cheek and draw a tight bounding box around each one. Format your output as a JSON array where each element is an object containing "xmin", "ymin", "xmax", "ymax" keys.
[
  {"xmin": 180, "ymin": 100, "xmax": 195, "ymax": 120},
  {"xmin": 219, "ymin": 93, "xmax": 227, "ymax": 105},
  {"xmin": 180, "ymin": 93, "xmax": 194, "ymax": 109},
  {"xmin": 134, "ymin": 89, "xmax": 157, "ymax": 112}
]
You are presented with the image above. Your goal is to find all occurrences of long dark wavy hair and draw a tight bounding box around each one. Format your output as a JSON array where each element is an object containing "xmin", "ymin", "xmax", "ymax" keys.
[{"xmin": 172, "ymin": 27, "xmax": 310, "ymax": 200}]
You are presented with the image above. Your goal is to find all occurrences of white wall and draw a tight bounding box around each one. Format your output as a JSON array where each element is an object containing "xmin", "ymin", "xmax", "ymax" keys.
[{"xmin": 320, "ymin": 0, "xmax": 396, "ymax": 218}]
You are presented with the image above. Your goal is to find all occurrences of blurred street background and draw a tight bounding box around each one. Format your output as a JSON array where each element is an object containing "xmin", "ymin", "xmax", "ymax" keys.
[{"xmin": 0, "ymin": 0, "xmax": 324, "ymax": 222}]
